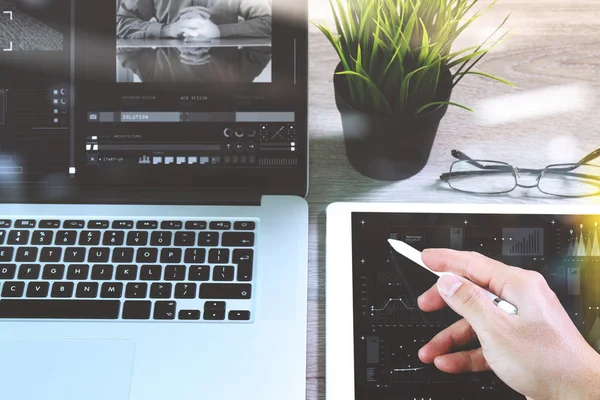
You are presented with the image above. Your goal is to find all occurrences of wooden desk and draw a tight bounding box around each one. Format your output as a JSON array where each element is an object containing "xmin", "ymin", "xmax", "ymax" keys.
[{"xmin": 305, "ymin": 0, "xmax": 600, "ymax": 398}]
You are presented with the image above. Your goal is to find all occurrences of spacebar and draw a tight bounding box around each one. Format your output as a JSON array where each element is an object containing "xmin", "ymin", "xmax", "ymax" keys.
[{"xmin": 0, "ymin": 300, "xmax": 121, "ymax": 319}]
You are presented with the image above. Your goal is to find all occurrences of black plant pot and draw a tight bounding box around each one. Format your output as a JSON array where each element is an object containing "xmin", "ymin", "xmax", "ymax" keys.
[{"xmin": 334, "ymin": 63, "xmax": 453, "ymax": 181}]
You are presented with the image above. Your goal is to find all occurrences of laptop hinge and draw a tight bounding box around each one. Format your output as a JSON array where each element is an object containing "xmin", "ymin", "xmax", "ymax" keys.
[{"xmin": 0, "ymin": 186, "xmax": 263, "ymax": 206}]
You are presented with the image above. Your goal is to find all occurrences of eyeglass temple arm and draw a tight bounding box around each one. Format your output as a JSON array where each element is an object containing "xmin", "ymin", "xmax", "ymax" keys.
[
  {"xmin": 578, "ymin": 148, "xmax": 600, "ymax": 165},
  {"xmin": 451, "ymin": 150, "xmax": 488, "ymax": 169}
]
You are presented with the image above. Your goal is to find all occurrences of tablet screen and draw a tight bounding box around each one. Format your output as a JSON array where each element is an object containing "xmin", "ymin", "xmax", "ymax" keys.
[{"xmin": 351, "ymin": 212, "xmax": 599, "ymax": 400}]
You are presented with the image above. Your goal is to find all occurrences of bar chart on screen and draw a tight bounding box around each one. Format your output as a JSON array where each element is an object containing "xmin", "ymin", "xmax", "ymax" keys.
[{"xmin": 501, "ymin": 228, "xmax": 544, "ymax": 256}]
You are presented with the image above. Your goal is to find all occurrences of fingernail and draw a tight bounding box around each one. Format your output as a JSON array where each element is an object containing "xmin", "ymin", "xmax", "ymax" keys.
[{"xmin": 437, "ymin": 274, "xmax": 463, "ymax": 297}]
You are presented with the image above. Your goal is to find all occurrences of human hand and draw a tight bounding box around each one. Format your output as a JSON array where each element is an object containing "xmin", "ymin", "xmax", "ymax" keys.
[
  {"xmin": 178, "ymin": 47, "xmax": 211, "ymax": 66},
  {"xmin": 182, "ymin": 19, "xmax": 221, "ymax": 40},
  {"xmin": 417, "ymin": 249, "xmax": 600, "ymax": 400},
  {"xmin": 162, "ymin": 16, "xmax": 210, "ymax": 39}
]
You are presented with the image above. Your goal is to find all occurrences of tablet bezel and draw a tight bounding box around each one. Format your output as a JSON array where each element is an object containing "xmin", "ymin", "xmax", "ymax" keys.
[{"xmin": 325, "ymin": 201, "xmax": 600, "ymax": 400}]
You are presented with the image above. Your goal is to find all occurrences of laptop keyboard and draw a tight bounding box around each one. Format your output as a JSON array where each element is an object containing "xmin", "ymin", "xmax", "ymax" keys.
[{"xmin": 0, "ymin": 218, "xmax": 257, "ymax": 322}]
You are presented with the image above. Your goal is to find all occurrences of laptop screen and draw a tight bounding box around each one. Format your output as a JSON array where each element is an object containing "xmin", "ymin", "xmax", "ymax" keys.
[
  {"xmin": 351, "ymin": 211, "xmax": 600, "ymax": 400},
  {"xmin": 0, "ymin": 0, "xmax": 307, "ymax": 202}
]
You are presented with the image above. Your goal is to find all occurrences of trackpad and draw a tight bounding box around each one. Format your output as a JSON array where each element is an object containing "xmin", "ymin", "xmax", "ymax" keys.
[{"xmin": 0, "ymin": 338, "xmax": 135, "ymax": 400}]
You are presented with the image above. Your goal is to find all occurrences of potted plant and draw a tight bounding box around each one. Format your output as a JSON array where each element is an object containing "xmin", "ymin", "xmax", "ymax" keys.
[{"xmin": 315, "ymin": 0, "xmax": 515, "ymax": 181}]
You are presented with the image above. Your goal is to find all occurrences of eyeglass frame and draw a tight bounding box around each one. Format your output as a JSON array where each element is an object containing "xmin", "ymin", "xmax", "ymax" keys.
[{"xmin": 439, "ymin": 148, "xmax": 600, "ymax": 197}]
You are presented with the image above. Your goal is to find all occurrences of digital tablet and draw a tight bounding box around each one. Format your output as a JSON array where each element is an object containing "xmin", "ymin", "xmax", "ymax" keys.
[{"xmin": 326, "ymin": 203, "xmax": 600, "ymax": 400}]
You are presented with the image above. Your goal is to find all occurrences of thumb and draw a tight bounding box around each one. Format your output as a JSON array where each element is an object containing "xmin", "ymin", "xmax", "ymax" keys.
[{"xmin": 437, "ymin": 274, "xmax": 496, "ymax": 330}]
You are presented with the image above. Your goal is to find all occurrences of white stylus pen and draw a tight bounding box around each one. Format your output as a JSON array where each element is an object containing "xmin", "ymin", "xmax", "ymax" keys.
[{"xmin": 388, "ymin": 239, "xmax": 518, "ymax": 315}]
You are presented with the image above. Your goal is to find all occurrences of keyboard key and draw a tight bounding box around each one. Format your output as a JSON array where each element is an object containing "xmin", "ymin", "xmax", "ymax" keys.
[
  {"xmin": 40, "ymin": 247, "xmax": 61, "ymax": 262},
  {"xmin": 116, "ymin": 265, "xmax": 138, "ymax": 280},
  {"xmin": 208, "ymin": 249, "xmax": 230, "ymax": 264},
  {"xmin": 0, "ymin": 248, "xmax": 13, "ymax": 262},
  {"xmin": 15, "ymin": 220, "xmax": 36, "ymax": 228},
  {"xmin": 160, "ymin": 248, "xmax": 182, "ymax": 264},
  {"xmin": 64, "ymin": 247, "xmax": 86, "ymax": 263},
  {"xmin": 32, "ymin": 230, "xmax": 53, "ymax": 245},
  {"xmin": 112, "ymin": 248, "xmax": 134, "ymax": 263},
  {"xmin": 140, "ymin": 265, "xmax": 161, "ymax": 280},
  {"xmin": 229, "ymin": 310, "xmax": 251, "ymax": 321},
  {"xmin": 213, "ymin": 266, "xmax": 234, "ymax": 281},
  {"xmin": 161, "ymin": 221, "xmax": 182, "ymax": 230},
  {"xmin": 204, "ymin": 310, "xmax": 225, "ymax": 320},
  {"xmin": 150, "ymin": 283, "xmax": 172, "ymax": 299},
  {"xmin": 55, "ymin": 230, "xmax": 77, "ymax": 245},
  {"xmin": 204, "ymin": 301, "xmax": 226, "ymax": 310},
  {"xmin": 0, "ymin": 300, "xmax": 120, "ymax": 319},
  {"xmin": 122, "ymin": 301, "xmax": 151, "ymax": 319},
  {"xmin": 184, "ymin": 248, "xmax": 206, "ymax": 263},
  {"xmin": 79, "ymin": 231, "xmax": 101, "ymax": 246},
  {"xmin": 150, "ymin": 231, "xmax": 172, "ymax": 246},
  {"xmin": 0, "ymin": 264, "xmax": 16, "ymax": 279},
  {"xmin": 127, "ymin": 231, "xmax": 148, "ymax": 246},
  {"xmin": 88, "ymin": 220, "xmax": 110, "ymax": 229},
  {"xmin": 185, "ymin": 221, "xmax": 206, "ymax": 230},
  {"xmin": 136, "ymin": 221, "xmax": 158, "ymax": 229},
  {"xmin": 75, "ymin": 282, "xmax": 99, "ymax": 298},
  {"xmin": 88, "ymin": 248, "xmax": 110, "ymax": 263},
  {"xmin": 42, "ymin": 264, "xmax": 65, "ymax": 280},
  {"xmin": 125, "ymin": 283, "xmax": 147, "ymax": 298},
  {"xmin": 51, "ymin": 282, "xmax": 74, "ymax": 298},
  {"xmin": 91, "ymin": 265, "xmax": 114, "ymax": 280},
  {"xmin": 18, "ymin": 264, "xmax": 40, "ymax": 280},
  {"xmin": 174, "ymin": 232, "xmax": 195, "ymax": 246},
  {"xmin": 165, "ymin": 265, "xmax": 186, "ymax": 281},
  {"xmin": 101, "ymin": 282, "xmax": 123, "ymax": 298},
  {"xmin": 199, "ymin": 283, "xmax": 251, "ymax": 299},
  {"xmin": 2, "ymin": 281, "xmax": 24, "ymax": 297},
  {"xmin": 0, "ymin": 220, "xmax": 12, "ymax": 228},
  {"xmin": 189, "ymin": 265, "xmax": 210, "ymax": 281},
  {"xmin": 112, "ymin": 220, "xmax": 134, "ymax": 229},
  {"xmin": 234, "ymin": 221, "xmax": 255, "ymax": 231},
  {"xmin": 198, "ymin": 232, "xmax": 219, "ymax": 246},
  {"xmin": 233, "ymin": 249, "xmax": 253, "ymax": 281},
  {"xmin": 26, "ymin": 282, "xmax": 49, "ymax": 298},
  {"xmin": 175, "ymin": 283, "xmax": 196, "ymax": 299},
  {"xmin": 66, "ymin": 265, "xmax": 89, "ymax": 280},
  {"xmin": 222, "ymin": 232, "xmax": 255, "ymax": 247},
  {"xmin": 8, "ymin": 230, "xmax": 30, "ymax": 245},
  {"xmin": 15, "ymin": 247, "xmax": 37, "ymax": 262},
  {"xmin": 210, "ymin": 221, "xmax": 231, "ymax": 230},
  {"xmin": 203, "ymin": 301, "xmax": 225, "ymax": 320},
  {"xmin": 103, "ymin": 231, "xmax": 124, "ymax": 246},
  {"xmin": 39, "ymin": 220, "xmax": 60, "ymax": 228},
  {"xmin": 179, "ymin": 309, "xmax": 200, "ymax": 320},
  {"xmin": 153, "ymin": 301, "xmax": 176, "ymax": 320},
  {"xmin": 0, "ymin": 230, "xmax": 5, "ymax": 245},
  {"xmin": 137, "ymin": 248, "xmax": 158, "ymax": 264},
  {"xmin": 63, "ymin": 220, "xmax": 85, "ymax": 228}
]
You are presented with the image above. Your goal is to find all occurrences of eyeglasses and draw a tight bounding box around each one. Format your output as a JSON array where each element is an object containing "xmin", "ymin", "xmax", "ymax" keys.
[{"xmin": 440, "ymin": 149, "xmax": 600, "ymax": 197}]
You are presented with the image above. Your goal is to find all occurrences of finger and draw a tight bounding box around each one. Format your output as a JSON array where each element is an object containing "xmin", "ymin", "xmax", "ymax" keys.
[
  {"xmin": 422, "ymin": 248, "xmax": 518, "ymax": 298},
  {"xmin": 433, "ymin": 347, "xmax": 490, "ymax": 374},
  {"xmin": 417, "ymin": 285, "xmax": 446, "ymax": 312},
  {"xmin": 436, "ymin": 274, "xmax": 500, "ymax": 331},
  {"xmin": 418, "ymin": 319, "xmax": 477, "ymax": 363}
]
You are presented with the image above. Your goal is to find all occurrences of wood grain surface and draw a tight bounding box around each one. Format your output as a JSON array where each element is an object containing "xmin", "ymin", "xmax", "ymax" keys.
[{"xmin": 304, "ymin": 0, "xmax": 600, "ymax": 398}]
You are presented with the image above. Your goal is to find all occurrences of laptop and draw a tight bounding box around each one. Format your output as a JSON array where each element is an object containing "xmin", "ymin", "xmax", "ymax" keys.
[
  {"xmin": 0, "ymin": 1, "xmax": 308, "ymax": 399},
  {"xmin": 326, "ymin": 202, "xmax": 600, "ymax": 400}
]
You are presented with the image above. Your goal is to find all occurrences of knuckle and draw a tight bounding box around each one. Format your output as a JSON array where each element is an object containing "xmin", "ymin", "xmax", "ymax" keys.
[{"xmin": 458, "ymin": 286, "xmax": 483, "ymax": 309}]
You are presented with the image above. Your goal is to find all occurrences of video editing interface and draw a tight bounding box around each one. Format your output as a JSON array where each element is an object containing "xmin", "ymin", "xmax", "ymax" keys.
[
  {"xmin": 0, "ymin": 0, "xmax": 303, "ymax": 190},
  {"xmin": 352, "ymin": 212, "xmax": 600, "ymax": 400}
]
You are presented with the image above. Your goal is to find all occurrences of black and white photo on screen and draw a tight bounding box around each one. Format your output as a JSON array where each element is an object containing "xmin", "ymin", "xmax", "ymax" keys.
[
  {"xmin": 115, "ymin": 0, "xmax": 273, "ymax": 84},
  {"xmin": 0, "ymin": 0, "xmax": 66, "ymax": 52}
]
